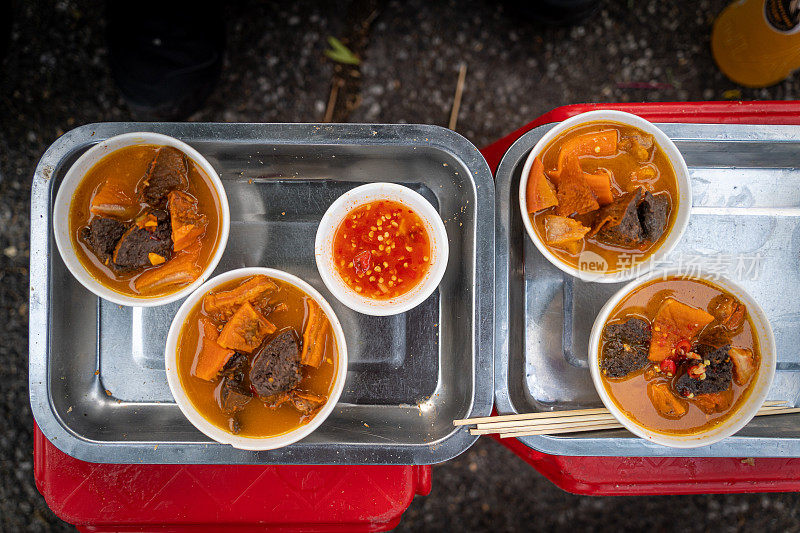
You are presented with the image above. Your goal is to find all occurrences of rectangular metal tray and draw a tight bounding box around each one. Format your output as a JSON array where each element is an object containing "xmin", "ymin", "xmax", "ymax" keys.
[
  {"xmin": 495, "ymin": 122, "xmax": 800, "ymax": 457},
  {"xmin": 30, "ymin": 122, "xmax": 495, "ymax": 465}
]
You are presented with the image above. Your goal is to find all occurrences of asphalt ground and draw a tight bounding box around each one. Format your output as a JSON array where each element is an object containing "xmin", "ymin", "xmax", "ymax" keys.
[{"xmin": 2, "ymin": 0, "xmax": 800, "ymax": 531}]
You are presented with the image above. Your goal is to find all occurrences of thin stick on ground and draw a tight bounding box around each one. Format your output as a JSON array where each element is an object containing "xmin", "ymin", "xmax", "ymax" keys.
[{"xmin": 448, "ymin": 63, "xmax": 467, "ymax": 130}]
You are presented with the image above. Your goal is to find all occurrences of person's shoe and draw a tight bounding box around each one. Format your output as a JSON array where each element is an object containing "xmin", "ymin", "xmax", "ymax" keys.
[{"xmin": 106, "ymin": 0, "xmax": 225, "ymax": 120}]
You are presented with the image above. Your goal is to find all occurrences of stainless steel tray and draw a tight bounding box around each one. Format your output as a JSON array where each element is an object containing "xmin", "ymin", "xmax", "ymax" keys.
[
  {"xmin": 30, "ymin": 122, "xmax": 495, "ymax": 465},
  {"xmin": 495, "ymin": 122, "xmax": 800, "ymax": 457}
]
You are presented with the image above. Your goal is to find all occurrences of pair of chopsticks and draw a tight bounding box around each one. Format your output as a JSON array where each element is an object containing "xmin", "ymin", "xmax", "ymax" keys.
[{"xmin": 453, "ymin": 401, "xmax": 800, "ymax": 439}]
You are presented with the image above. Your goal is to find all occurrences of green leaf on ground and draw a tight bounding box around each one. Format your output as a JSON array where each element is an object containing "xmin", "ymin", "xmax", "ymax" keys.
[{"xmin": 325, "ymin": 36, "xmax": 361, "ymax": 65}]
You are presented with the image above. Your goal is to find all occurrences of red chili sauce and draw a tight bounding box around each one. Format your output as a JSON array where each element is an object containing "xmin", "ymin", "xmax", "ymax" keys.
[{"xmin": 332, "ymin": 200, "xmax": 431, "ymax": 300}]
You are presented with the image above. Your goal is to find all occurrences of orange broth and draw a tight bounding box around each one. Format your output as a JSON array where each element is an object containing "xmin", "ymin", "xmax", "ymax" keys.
[
  {"xmin": 177, "ymin": 276, "xmax": 339, "ymax": 437},
  {"xmin": 332, "ymin": 200, "xmax": 431, "ymax": 300},
  {"xmin": 69, "ymin": 144, "xmax": 223, "ymax": 298},
  {"xmin": 531, "ymin": 121, "xmax": 679, "ymax": 273},
  {"xmin": 600, "ymin": 277, "xmax": 761, "ymax": 435}
]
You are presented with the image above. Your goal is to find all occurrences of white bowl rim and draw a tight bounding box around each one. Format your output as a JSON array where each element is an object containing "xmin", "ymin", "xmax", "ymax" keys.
[
  {"xmin": 52, "ymin": 131, "xmax": 230, "ymax": 307},
  {"xmin": 164, "ymin": 267, "xmax": 349, "ymax": 450},
  {"xmin": 314, "ymin": 182, "xmax": 449, "ymax": 316},
  {"xmin": 588, "ymin": 267, "xmax": 776, "ymax": 448},
  {"xmin": 517, "ymin": 109, "xmax": 692, "ymax": 283}
]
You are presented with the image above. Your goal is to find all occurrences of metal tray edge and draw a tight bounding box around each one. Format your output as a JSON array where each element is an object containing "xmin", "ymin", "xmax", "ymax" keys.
[
  {"xmin": 494, "ymin": 121, "xmax": 800, "ymax": 458},
  {"xmin": 30, "ymin": 122, "xmax": 495, "ymax": 465}
]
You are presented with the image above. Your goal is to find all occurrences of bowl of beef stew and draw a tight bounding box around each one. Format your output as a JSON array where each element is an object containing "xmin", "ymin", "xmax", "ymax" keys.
[
  {"xmin": 53, "ymin": 132, "xmax": 230, "ymax": 306},
  {"xmin": 165, "ymin": 267, "xmax": 348, "ymax": 450},
  {"xmin": 519, "ymin": 110, "xmax": 691, "ymax": 282},
  {"xmin": 588, "ymin": 268, "xmax": 775, "ymax": 448}
]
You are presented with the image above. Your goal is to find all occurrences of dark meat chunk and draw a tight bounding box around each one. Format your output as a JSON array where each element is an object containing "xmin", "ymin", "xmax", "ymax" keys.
[
  {"xmin": 80, "ymin": 217, "xmax": 127, "ymax": 264},
  {"xmin": 217, "ymin": 376, "xmax": 252, "ymax": 415},
  {"xmin": 140, "ymin": 147, "xmax": 189, "ymax": 206},
  {"xmin": 638, "ymin": 191, "xmax": 669, "ymax": 242},
  {"xmin": 600, "ymin": 318, "xmax": 652, "ymax": 378},
  {"xmin": 593, "ymin": 188, "xmax": 644, "ymax": 247},
  {"xmin": 675, "ymin": 344, "xmax": 733, "ymax": 396},
  {"xmin": 290, "ymin": 391, "xmax": 327, "ymax": 416},
  {"xmin": 220, "ymin": 352, "xmax": 249, "ymax": 381},
  {"xmin": 249, "ymin": 329, "xmax": 302, "ymax": 398},
  {"xmin": 217, "ymin": 352, "xmax": 253, "ymax": 434},
  {"xmin": 112, "ymin": 209, "xmax": 173, "ymax": 270}
]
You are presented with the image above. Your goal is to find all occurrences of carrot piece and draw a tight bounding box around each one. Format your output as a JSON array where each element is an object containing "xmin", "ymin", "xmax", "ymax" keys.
[
  {"xmin": 550, "ymin": 129, "xmax": 618, "ymax": 181},
  {"xmin": 582, "ymin": 168, "xmax": 614, "ymax": 206},
  {"xmin": 148, "ymin": 252, "xmax": 166, "ymax": 266},
  {"xmin": 544, "ymin": 215, "xmax": 590, "ymax": 245},
  {"xmin": 217, "ymin": 302, "xmax": 276, "ymax": 353},
  {"xmin": 300, "ymin": 299, "xmax": 330, "ymax": 368},
  {"xmin": 554, "ymin": 155, "xmax": 599, "ymax": 217},
  {"xmin": 133, "ymin": 249, "xmax": 202, "ymax": 293},
  {"xmin": 649, "ymin": 298, "xmax": 715, "ymax": 362},
  {"xmin": 525, "ymin": 156, "xmax": 558, "ymax": 213},
  {"xmin": 647, "ymin": 381, "xmax": 688, "ymax": 419},
  {"xmin": 192, "ymin": 318, "xmax": 235, "ymax": 381},
  {"xmin": 167, "ymin": 190, "xmax": 208, "ymax": 252},
  {"xmin": 203, "ymin": 275, "xmax": 278, "ymax": 318}
]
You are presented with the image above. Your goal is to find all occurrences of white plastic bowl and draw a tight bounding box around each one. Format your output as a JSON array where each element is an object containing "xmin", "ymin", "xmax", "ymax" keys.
[
  {"xmin": 165, "ymin": 267, "xmax": 348, "ymax": 450},
  {"xmin": 315, "ymin": 182, "xmax": 449, "ymax": 316},
  {"xmin": 52, "ymin": 132, "xmax": 230, "ymax": 307},
  {"xmin": 518, "ymin": 110, "xmax": 691, "ymax": 283},
  {"xmin": 588, "ymin": 268, "xmax": 776, "ymax": 448}
]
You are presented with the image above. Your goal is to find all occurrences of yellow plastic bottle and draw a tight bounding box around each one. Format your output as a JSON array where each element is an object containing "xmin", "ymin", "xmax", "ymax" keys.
[{"xmin": 712, "ymin": 0, "xmax": 800, "ymax": 87}]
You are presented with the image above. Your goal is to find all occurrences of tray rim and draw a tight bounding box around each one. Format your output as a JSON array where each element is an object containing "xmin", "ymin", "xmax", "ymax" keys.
[
  {"xmin": 29, "ymin": 121, "xmax": 496, "ymax": 465},
  {"xmin": 494, "ymin": 120, "xmax": 800, "ymax": 458}
]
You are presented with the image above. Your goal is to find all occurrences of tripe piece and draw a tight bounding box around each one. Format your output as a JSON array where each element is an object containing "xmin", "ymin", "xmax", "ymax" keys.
[
  {"xmin": 300, "ymin": 299, "xmax": 330, "ymax": 368},
  {"xmin": 525, "ymin": 156, "xmax": 558, "ymax": 213},
  {"xmin": 193, "ymin": 318, "xmax": 235, "ymax": 381},
  {"xmin": 217, "ymin": 302, "xmax": 276, "ymax": 353},
  {"xmin": 203, "ymin": 275, "xmax": 278, "ymax": 319},
  {"xmin": 649, "ymin": 298, "xmax": 714, "ymax": 362},
  {"xmin": 168, "ymin": 190, "xmax": 208, "ymax": 252}
]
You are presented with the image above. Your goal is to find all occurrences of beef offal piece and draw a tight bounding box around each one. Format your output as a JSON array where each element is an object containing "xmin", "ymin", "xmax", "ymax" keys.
[
  {"xmin": 600, "ymin": 318, "xmax": 652, "ymax": 378},
  {"xmin": 217, "ymin": 353, "xmax": 253, "ymax": 434},
  {"xmin": 80, "ymin": 217, "xmax": 128, "ymax": 264},
  {"xmin": 140, "ymin": 146, "xmax": 189, "ymax": 206},
  {"xmin": 249, "ymin": 329, "xmax": 302, "ymax": 398},
  {"xmin": 290, "ymin": 391, "xmax": 327, "ymax": 416},
  {"xmin": 112, "ymin": 209, "xmax": 173, "ymax": 270},
  {"xmin": 593, "ymin": 188, "xmax": 644, "ymax": 247},
  {"xmin": 638, "ymin": 191, "xmax": 669, "ymax": 242},
  {"xmin": 217, "ymin": 377, "xmax": 252, "ymax": 416},
  {"xmin": 675, "ymin": 343, "xmax": 733, "ymax": 396}
]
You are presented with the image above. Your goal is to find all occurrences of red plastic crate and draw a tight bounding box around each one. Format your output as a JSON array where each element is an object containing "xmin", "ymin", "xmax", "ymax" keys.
[
  {"xmin": 481, "ymin": 100, "xmax": 800, "ymax": 496},
  {"xmin": 34, "ymin": 424, "xmax": 431, "ymax": 531}
]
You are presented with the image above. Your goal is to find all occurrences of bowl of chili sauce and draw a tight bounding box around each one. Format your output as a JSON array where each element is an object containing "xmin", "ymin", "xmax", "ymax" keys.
[{"xmin": 315, "ymin": 183, "xmax": 448, "ymax": 316}]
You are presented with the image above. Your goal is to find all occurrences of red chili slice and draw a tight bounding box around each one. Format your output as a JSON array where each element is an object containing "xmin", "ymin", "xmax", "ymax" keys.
[
  {"xmin": 675, "ymin": 339, "xmax": 692, "ymax": 355},
  {"xmin": 353, "ymin": 250, "xmax": 372, "ymax": 275},
  {"xmin": 660, "ymin": 358, "xmax": 677, "ymax": 376}
]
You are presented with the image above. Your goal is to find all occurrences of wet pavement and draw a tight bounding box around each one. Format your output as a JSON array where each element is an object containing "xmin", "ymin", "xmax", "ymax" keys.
[{"xmin": 2, "ymin": 0, "xmax": 800, "ymax": 531}]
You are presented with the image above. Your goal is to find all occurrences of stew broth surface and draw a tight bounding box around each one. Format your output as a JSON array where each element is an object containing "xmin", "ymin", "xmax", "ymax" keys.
[
  {"xmin": 177, "ymin": 276, "xmax": 338, "ymax": 437},
  {"xmin": 69, "ymin": 144, "xmax": 223, "ymax": 297},
  {"xmin": 600, "ymin": 277, "xmax": 760, "ymax": 435},
  {"xmin": 532, "ymin": 121, "xmax": 679, "ymax": 272}
]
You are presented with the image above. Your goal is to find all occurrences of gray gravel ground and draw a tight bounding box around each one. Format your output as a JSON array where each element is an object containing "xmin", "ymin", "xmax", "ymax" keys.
[{"xmin": 2, "ymin": 0, "xmax": 800, "ymax": 531}]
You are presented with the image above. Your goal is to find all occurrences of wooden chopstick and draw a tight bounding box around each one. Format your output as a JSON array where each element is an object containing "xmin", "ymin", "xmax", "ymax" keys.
[
  {"xmin": 455, "ymin": 401, "xmax": 795, "ymax": 438},
  {"xmin": 453, "ymin": 401, "xmax": 787, "ymax": 427},
  {"xmin": 453, "ymin": 407, "xmax": 613, "ymax": 426},
  {"xmin": 498, "ymin": 422, "xmax": 623, "ymax": 438}
]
